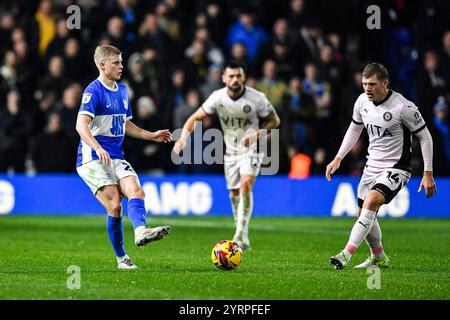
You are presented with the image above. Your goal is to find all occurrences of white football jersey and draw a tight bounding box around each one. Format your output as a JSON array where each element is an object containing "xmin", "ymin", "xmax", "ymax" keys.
[
  {"xmin": 352, "ymin": 90, "xmax": 426, "ymax": 171},
  {"xmin": 202, "ymin": 86, "xmax": 275, "ymax": 155}
]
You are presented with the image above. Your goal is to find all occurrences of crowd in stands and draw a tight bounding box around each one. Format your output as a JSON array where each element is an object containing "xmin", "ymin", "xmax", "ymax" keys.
[{"xmin": 0, "ymin": 0, "xmax": 449, "ymax": 176}]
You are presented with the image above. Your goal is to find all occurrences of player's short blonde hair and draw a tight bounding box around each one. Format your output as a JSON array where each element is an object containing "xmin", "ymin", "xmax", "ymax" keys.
[{"xmin": 93, "ymin": 45, "xmax": 122, "ymax": 64}]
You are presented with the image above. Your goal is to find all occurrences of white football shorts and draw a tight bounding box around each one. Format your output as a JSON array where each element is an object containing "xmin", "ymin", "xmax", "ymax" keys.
[
  {"xmin": 224, "ymin": 152, "xmax": 263, "ymax": 190},
  {"xmin": 77, "ymin": 159, "xmax": 139, "ymax": 195},
  {"xmin": 357, "ymin": 165, "xmax": 411, "ymax": 207}
]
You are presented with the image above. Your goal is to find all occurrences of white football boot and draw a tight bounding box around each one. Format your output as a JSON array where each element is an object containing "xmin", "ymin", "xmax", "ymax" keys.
[
  {"xmin": 135, "ymin": 226, "xmax": 171, "ymax": 247},
  {"xmin": 233, "ymin": 236, "xmax": 251, "ymax": 251},
  {"xmin": 329, "ymin": 251, "xmax": 349, "ymax": 270},
  {"xmin": 354, "ymin": 255, "xmax": 390, "ymax": 269},
  {"xmin": 117, "ymin": 256, "xmax": 138, "ymax": 269}
]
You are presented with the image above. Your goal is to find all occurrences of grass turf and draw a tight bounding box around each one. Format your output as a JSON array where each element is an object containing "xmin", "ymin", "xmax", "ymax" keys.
[{"xmin": 0, "ymin": 215, "xmax": 449, "ymax": 300}]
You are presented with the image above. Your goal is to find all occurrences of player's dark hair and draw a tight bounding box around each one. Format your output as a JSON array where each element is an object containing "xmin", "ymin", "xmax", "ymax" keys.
[
  {"xmin": 362, "ymin": 63, "xmax": 390, "ymax": 83},
  {"xmin": 223, "ymin": 60, "xmax": 246, "ymax": 73}
]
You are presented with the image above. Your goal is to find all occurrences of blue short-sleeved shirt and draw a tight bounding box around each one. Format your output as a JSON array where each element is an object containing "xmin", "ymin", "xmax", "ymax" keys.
[{"xmin": 76, "ymin": 78, "xmax": 132, "ymax": 167}]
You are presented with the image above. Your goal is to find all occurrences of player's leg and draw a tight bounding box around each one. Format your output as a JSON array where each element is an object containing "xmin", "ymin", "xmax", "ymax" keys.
[
  {"xmin": 77, "ymin": 160, "xmax": 137, "ymax": 269},
  {"xmin": 344, "ymin": 190, "xmax": 384, "ymax": 257},
  {"xmin": 116, "ymin": 161, "xmax": 170, "ymax": 247},
  {"xmin": 229, "ymin": 189, "xmax": 240, "ymax": 226},
  {"xmin": 331, "ymin": 167, "xmax": 375, "ymax": 269},
  {"xmin": 95, "ymin": 185, "xmax": 137, "ymax": 269},
  {"xmin": 331, "ymin": 191, "xmax": 384, "ymax": 269},
  {"xmin": 224, "ymin": 156, "xmax": 242, "ymax": 235},
  {"xmin": 233, "ymin": 174, "xmax": 256, "ymax": 250},
  {"xmin": 353, "ymin": 169, "xmax": 409, "ymax": 268}
]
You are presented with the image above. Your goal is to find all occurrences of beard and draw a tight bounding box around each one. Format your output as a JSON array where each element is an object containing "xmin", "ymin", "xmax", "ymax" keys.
[{"xmin": 228, "ymin": 82, "xmax": 242, "ymax": 93}]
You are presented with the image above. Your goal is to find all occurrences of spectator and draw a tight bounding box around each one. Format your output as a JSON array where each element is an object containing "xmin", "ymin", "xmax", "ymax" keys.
[
  {"xmin": 103, "ymin": 16, "xmax": 129, "ymax": 53},
  {"xmin": 63, "ymin": 38, "xmax": 85, "ymax": 83},
  {"xmin": 295, "ymin": 18, "xmax": 325, "ymax": 68},
  {"xmin": 124, "ymin": 52, "xmax": 151, "ymax": 105},
  {"xmin": 45, "ymin": 18, "xmax": 71, "ymax": 61},
  {"xmin": 138, "ymin": 13, "xmax": 174, "ymax": 64},
  {"xmin": 282, "ymin": 76, "xmax": 316, "ymax": 158},
  {"xmin": 36, "ymin": 55, "xmax": 71, "ymax": 101},
  {"xmin": 433, "ymin": 96, "xmax": 450, "ymax": 175},
  {"xmin": 56, "ymin": 83, "xmax": 82, "ymax": 140},
  {"xmin": 141, "ymin": 44, "xmax": 164, "ymax": 103},
  {"xmin": 189, "ymin": 27, "xmax": 224, "ymax": 66},
  {"xmin": 34, "ymin": 0, "xmax": 56, "ymax": 57},
  {"xmin": 182, "ymin": 38, "xmax": 212, "ymax": 86},
  {"xmin": 0, "ymin": 50, "xmax": 17, "ymax": 93},
  {"xmin": 302, "ymin": 62, "xmax": 332, "ymax": 148},
  {"xmin": 0, "ymin": 89, "xmax": 32, "ymax": 173},
  {"xmin": 161, "ymin": 68, "xmax": 186, "ymax": 129},
  {"xmin": 124, "ymin": 96, "xmax": 166, "ymax": 173},
  {"xmin": 30, "ymin": 112, "xmax": 77, "ymax": 172},
  {"xmin": 256, "ymin": 59, "xmax": 287, "ymax": 115},
  {"xmin": 200, "ymin": 63, "xmax": 222, "ymax": 99},
  {"xmin": 225, "ymin": 6, "xmax": 269, "ymax": 66},
  {"xmin": 439, "ymin": 30, "xmax": 450, "ymax": 89},
  {"xmin": 416, "ymin": 50, "xmax": 447, "ymax": 125},
  {"xmin": 230, "ymin": 42, "xmax": 253, "ymax": 76},
  {"xmin": 287, "ymin": 0, "xmax": 308, "ymax": 30}
]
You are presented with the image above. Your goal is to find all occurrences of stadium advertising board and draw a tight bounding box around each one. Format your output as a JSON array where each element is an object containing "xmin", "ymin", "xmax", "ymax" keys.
[{"xmin": 0, "ymin": 175, "xmax": 448, "ymax": 217}]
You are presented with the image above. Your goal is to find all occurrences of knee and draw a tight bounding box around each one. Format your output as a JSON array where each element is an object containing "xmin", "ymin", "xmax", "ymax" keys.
[
  {"xmin": 108, "ymin": 201, "xmax": 122, "ymax": 217},
  {"xmin": 129, "ymin": 187, "xmax": 145, "ymax": 199},
  {"xmin": 363, "ymin": 191, "xmax": 384, "ymax": 211},
  {"xmin": 230, "ymin": 189, "xmax": 240, "ymax": 197},
  {"xmin": 240, "ymin": 180, "xmax": 254, "ymax": 194}
]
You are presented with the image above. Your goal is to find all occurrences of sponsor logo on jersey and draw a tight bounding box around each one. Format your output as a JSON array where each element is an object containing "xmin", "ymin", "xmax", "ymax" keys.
[
  {"xmin": 220, "ymin": 116, "xmax": 252, "ymax": 127},
  {"xmin": 123, "ymin": 99, "xmax": 128, "ymax": 110},
  {"xmin": 366, "ymin": 123, "xmax": 393, "ymax": 137},
  {"xmin": 243, "ymin": 105, "xmax": 252, "ymax": 113},
  {"xmin": 383, "ymin": 111, "xmax": 392, "ymax": 121},
  {"xmin": 82, "ymin": 93, "xmax": 92, "ymax": 104}
]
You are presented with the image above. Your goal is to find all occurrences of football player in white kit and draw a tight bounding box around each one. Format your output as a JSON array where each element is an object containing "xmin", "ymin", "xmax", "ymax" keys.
[
  {"xmin": 173, "ymin": 61, "xmax": 280, "ymax": 250},
  {"xmin": 326, "ymin": 63, "xmax": 437, "ymax": 269},
  {"xmin": 76, "ymin": 45, "xmax": 172, "ymax": 269}
]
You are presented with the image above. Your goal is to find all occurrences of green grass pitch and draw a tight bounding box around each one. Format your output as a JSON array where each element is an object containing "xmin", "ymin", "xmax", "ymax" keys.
[{"xmin": 0, "ymin": 215, "xmax": 449, "ymax": 300}]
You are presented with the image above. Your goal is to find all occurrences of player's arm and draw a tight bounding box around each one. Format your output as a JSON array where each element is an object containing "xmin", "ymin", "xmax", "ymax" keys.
[
  {"xmin": 125, "ymin": 121, "xmax": 172, "ymax": 143},
  {"xmin": 325, "ymin": 121, "xmax": 364, "ymax": 181},
  {"xmin": 401, "ymin": 105, "xmax": 437, "ymax": 198},
  {"xmin": 172, "ymin": 107, "xmax": 209, "ymax": 155},
  {"xmin": 75, "ymin": 114, "xmax": 111, "ymax": 166},
  {"xmin": 414, "ymin": 126, "xmax": 437, "ymax": 198},
  {"xmin": 242, "ymin": 110, "xmax": 280, "ymax": 147}
]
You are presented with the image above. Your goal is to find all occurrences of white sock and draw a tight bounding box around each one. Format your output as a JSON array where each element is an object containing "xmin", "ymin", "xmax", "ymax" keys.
[
  {"xmin": 365, "ymin": 218, "xmax": 385, "ymax": 259},
  {"xmin": 229, "ymin": 194, "xmax": 240, "ymax": 226},
  {"xmin": 234, "ymin": 191, "xmax": 253, "ymax": 241},
  {"xmin": 344, "ymin": 208, "xmax": 377, "ymax": 260}
]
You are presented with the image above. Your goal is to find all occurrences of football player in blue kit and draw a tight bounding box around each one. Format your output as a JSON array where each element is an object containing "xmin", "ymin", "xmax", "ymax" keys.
[{"xmin": 76, "ymin": 45, "xmax": 172, "ymax": 269}]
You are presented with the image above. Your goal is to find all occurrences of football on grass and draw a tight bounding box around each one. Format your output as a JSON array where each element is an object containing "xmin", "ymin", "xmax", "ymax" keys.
[{"xmin": 211, "ymin": 240, "xmax": 243, "ymax": 270}]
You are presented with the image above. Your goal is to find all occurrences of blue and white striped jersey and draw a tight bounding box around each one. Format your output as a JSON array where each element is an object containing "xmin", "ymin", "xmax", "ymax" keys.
[{"xmin": 76, "ymin": 78, "xmax": 132, "ymax": 167}]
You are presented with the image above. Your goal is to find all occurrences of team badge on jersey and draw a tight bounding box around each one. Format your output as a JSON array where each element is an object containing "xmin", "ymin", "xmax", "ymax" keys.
[
  {"xmin": 243, "ymin": 105, "xmax": 252, "ymax": 113},
  {"xmin": 82, "ymin": 93, "xmax": 92, "ymax": 104},
  {"xmin": 383, "ymin": 111, "xmax": 393, "ymax": 121},
  {"xmin": 123, "ymin": 99, "xmax": 128, "ymax": 110}
]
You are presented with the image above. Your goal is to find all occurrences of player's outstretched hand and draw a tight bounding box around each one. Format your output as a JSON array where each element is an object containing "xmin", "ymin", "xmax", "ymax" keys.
[
  {"xmin": 418, "ymin": 172, "xmax": 437, "ymax": 198},
  {"xmin": 325, "ymin": 157, "xmax": 342, "ymax": 181},
  {"xmin": 95, "ymin": 147, "xmax": 111, "ymax": 167},
  {"xmin": 151, "ymin": 129, "xmax": 172, "ymax": 143}
]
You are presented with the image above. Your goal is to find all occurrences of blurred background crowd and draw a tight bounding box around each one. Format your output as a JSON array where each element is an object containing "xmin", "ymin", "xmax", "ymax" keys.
[{"xmin": 0, "ymin": 0, "xmax": 449, "ymax": 176}]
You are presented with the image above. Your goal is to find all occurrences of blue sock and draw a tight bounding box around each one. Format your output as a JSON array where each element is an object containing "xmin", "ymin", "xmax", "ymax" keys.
[
  {"xmin": 127, "ymin": 198, "xmax": 147, "ymax": 230},
  {"xmin": 106, "ymin": 215, "xmax": 126, "ymax": 257}
]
